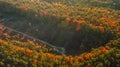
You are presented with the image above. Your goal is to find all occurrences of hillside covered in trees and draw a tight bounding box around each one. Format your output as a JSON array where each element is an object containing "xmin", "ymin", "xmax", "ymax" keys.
[{"xmin": 0, "ymin": 0, "xmax": 120, "ymax": 67}]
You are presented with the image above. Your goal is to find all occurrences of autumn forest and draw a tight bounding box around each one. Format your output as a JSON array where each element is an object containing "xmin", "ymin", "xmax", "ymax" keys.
[{"xmin": 0, "ymin": 0, "xmax": 120, "ymax": 67}]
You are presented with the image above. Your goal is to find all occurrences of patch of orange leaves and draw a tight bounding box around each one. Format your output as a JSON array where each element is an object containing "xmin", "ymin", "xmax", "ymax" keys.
[
  {"xmin": 0, "ymin": 39, "xmax": 7, "ymax": 45},
  {"xmin": 65, "ymin": 17, "xmax": 70, "ymax": 22},
  {"xmin": 55, "ymin": 55, "xmax": 62, "ymax": 60},
  {"xmin": 99, "ymin": 47, "xmax": 108, "ymax": 55},
  {"xmin": 26, "ymin": 49, "xmax": 33, "ymax": 54},
  {"xmin": 98, "ymin": 26, "xmax": 104, "ymax": 33},
  {"xmin": 65, "ymin": 57, "xmax": 73, "ymax": 63},
  {"xmin": 17, "ymin": 47, "xmax": 24, "ymax": 51},
  {"xmin": 33, "ymin": 60, "xmax": 37, "ymax": 64},
  {"xmin": 105, "ymin": 45, "xmax": 110, "ymax": 50},
  {"xmin": 84, "ymin": 53, "xmax": 92, "ymax": 59},
  {"xmin": 78, "ymin": 56, "xmax": 85, "ymax": 62}
]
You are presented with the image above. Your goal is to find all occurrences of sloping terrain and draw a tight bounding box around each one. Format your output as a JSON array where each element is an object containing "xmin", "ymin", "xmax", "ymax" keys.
[
  {"xmin": 0, "ymin": 27, "xmax": 120, "ymax": 67},
  {"xmin": 0, "ymin": 0, "xmax": 119, "ymax": 55},
  {"xmin": 0, "ymin": 0, "xmax": 120, "ymax": 66}
]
